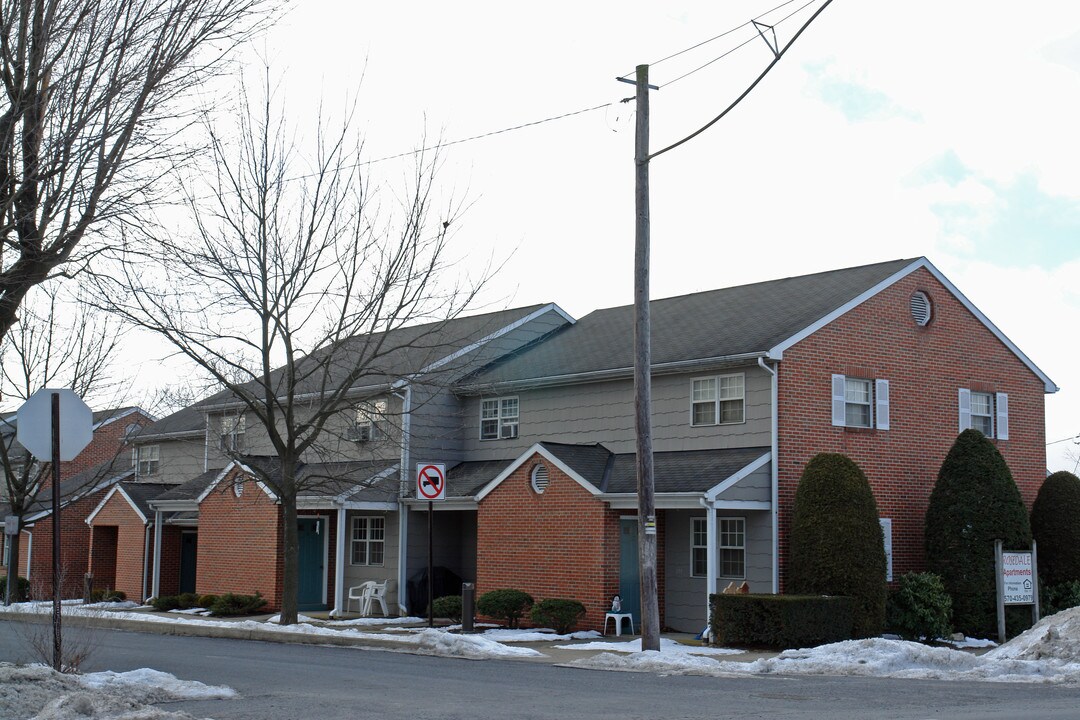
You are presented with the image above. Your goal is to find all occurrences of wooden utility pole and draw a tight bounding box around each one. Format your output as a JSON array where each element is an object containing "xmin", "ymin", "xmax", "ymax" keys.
[{"xmin": 633, "ymin": 63, "xmax": 660, "ymax": 652}]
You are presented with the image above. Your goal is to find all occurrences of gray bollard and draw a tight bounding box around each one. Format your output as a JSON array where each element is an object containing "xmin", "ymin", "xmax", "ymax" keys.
[
  {"xmin": 462, "ymin": 582, "xmax": 475, "ymax": 633},
  {"xmin": 83, "ymin": 573, "xmax": 93, "ymax": 604}
]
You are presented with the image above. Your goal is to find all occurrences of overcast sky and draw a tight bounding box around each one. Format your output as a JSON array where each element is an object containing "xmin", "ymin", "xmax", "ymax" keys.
[{"xmin": 126, "ymin": 1, "xmax": 1080, "ymax": 470}]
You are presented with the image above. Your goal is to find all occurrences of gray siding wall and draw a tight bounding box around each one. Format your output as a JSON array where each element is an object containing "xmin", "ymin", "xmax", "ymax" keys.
[
  {"xmin": 342, "ymin": 509, "xmax": 400, "ymax": 610},
  {"xmin": 139, "ymin": 437, "xmax": 206, "ymax": 484},
  {"xmin": 409, "ymin": 386, "xmax": 467, "ymax": 468},
  {"xmin": 459, "ymin": 364, "xmax": 772, "ymax": 461},
  {"xmin": 664, "ymin": 509, "xmax": 773, "ymax": 633},
  {"xmin": 713, "ymin": 462, "xmax": 771, "ymax": 503}
]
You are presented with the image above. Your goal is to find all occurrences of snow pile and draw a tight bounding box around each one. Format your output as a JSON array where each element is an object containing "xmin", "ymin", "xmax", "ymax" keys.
[
  {"xmin": 986, "ymin": 606, "xmax": 1080, "ymax": 663},
  {"xmin": 0, "ymin": 663, "xmax": 236, "ymax": 720},
  {"xmin": 324, "ymin": 616, "xmax": 426, "ymax": 627},
  {"xmin": 556, "ymin": 637, "xmax": 744, "ymax": 656},
  {"xmin": 413, "ymin": 628, "xmax": 544, "ymax": 658},
  {"xmin": 481, "ymin": 628, "xmax": 601, "ymax": 643}
]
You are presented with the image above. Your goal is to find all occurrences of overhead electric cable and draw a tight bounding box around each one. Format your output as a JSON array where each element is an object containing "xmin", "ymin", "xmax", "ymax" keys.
[{"xmin": 1047, "ymin": 433, "xmax": 1080, "ymax": 446}]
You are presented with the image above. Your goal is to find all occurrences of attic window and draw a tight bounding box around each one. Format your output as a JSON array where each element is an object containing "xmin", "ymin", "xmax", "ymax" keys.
[
  {"xmin": 910, "ymin": 291, "xmax": 932, "ymax": 326},
  {"xmin": 530, "ymin": 463, "xmax": 549, "ymax": 494}
]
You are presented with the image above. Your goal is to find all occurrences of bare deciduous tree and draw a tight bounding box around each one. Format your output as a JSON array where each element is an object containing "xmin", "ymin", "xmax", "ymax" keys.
[
  {"xmin": 0, "ymin": 0, "xmax": 271, "ymax": 345},
  {"xmin": 96, "ymin": 73, "xmax": 486, "ymax": 625}
]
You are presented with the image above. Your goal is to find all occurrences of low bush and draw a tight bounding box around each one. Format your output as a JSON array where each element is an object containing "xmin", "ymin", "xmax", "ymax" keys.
[
  {"xmin": 1042, "ymin": 580, "xmax": 1080, "ymax": 616},
  {"xmin": 198, "ymin": 594, "xmax": 219, "ymax": 609},
  {"xmin": 711, "ymin": 593, "xmax": 854, "ymax": 649},
  {"xmin": 151, "ymin": 595, "xmax": 181, "ymax": 611},
  {"xmin": 88, "ymin": 588, "xmax": 127, "ymax": 603},
  {"xmin": 178, "ymin": 592, "xmax": 200, "ymax": 609},
  {"xmin": 209, "ymin": 592, "xmax": 267, "ymax": 617},
  {"xmin": 0, "ymin": 575, "xmax": 30, "ymax": 602},
  {"xmin": 886, "ymin": 572, "xmax": 952, "ymax": 642},
  {"xmin": 432, "ymin": 595, "xmax": 463, "ymax": 623},
  {"xmin": 476, "ymin": 589, "xmax": 534, "ymax": 629},
  {"xmin": 530, "ymin": 598, "xmax": 586, "ymax": 634}
]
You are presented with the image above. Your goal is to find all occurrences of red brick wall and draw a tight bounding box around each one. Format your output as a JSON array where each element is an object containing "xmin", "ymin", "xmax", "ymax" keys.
[
  {"xmin": 158, "ymin": 526, "xmax": 185, "ymax": 597},
  {"xmin": 776, "ymin": 267, "xmax": 1048, "ymax": 588},
  {"xmin": 89, "ymin": 526, "xmax": 118, "ymax": 592},
  {"xmin": 477, "ymin": 454, "xmax": 624, "ymax": 630},
  {"xmin": 88, "ymin": 490, "xmax": 149, "ymax": 600},
  {"xmin": 23, "ymin": 491, "xmax": 104, "ymax": 598},
  {"xmin": 196, "ymin": 470, "xmax": 283, "ymax": 609},
  {"xmin": 40, "ymin": 410, "xmax": 155, "ymax": 491}
]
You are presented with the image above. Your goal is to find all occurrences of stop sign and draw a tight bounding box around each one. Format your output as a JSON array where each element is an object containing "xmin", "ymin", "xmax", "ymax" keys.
[{"xmin": 16, "ymin": 388, "xmax": 93, "ymax": 461}]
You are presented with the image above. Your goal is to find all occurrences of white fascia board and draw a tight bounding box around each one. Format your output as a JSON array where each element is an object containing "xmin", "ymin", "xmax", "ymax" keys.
[
  {"xmin": 195, "ymin": 461, "xmax": 276, "ymax": 504},
  {"xmin": 94, "ymin": 407, "xmax": 154, "ymax": 430},
  {"xmin": 405, "ymin": 498, "xmax": 478, "ymax": 511},
  {"xmin": 418, "ymin": 303, "xmax": 576, "ymax": 376},
  {"xmin": 766, "ymin": 257, "xmax": 1058, "ymax": 394},
  {"xmin": 475, "ymin": 443, "xmax": 601, "ymax": 501},
  {"xmin": 148, "ymin": 499, "xmax": 198, "ymax": 512},
  {"xmin": 599, "ymin": 493, "xmax": 707, "ymax": 510},
  {"xmin": 705, "ymin": 452, "xmax": 772, "ymax": 503},
  {"xmin": 85, "ymin": 485, "xmax": 148, "ymax": 526},
  {"xmin": 332, "ymin": 465, "xmax": 399, "ymax": 505},
  {"xmin": 340, "ymin": 501, "xmax": 399, "ymax": 511},
  {"xmin": 711, "ymin": 500, "xmax": 771, "ymax": 511}
]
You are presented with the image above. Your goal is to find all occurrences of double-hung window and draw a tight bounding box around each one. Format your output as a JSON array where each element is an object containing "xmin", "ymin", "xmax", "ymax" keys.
[
  {"xmin": 352, "ymin": 399, "xmax": 387, "ymax": 442},
  {"xmin": 480, "ymin": 397, "xmax": 519, "ymax": 440},
  {"xmin": 135, "ymin": 445, "xmax": 160, "ymax": 477},
  {"xmin": 719, "ymin": 517, "xmax": 746, "ymax": 578},
  {"xmin": 958, "ymin": 388, "xmax": 1009, "ymax": 439},
  {"xmin": 691, "ymin": 517, "xmax": 708, "ymax": 577},
  {"xmin": 831, "ymin": 374, "xmax": 890, "ymax": 430},
  {"xmin": 691, "ymin": 373, "xmax": 745, "ymax": 425},
  {"xmin": 220, "ymin": 414, "xmax": 246, "ymax": 452},
  {"xmin": 351, "ymin": 516, "xmax": 385, "ymax": 565}
]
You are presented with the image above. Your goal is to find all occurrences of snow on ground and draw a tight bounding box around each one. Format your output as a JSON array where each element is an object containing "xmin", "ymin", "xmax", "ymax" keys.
[
  {"xmin": 481, "ymin": 628, "xmax": 601, "ymax": 643},
  {"xmin": 323, "ymin": 616, "xmax": 427, "ymax": 627},
  {"xmin": 0, "ymin": 662, "xmax": 236, "ymax": 720},
  {"xmin": 556, "ymin": 637, "xmax": 745, "ymax": 656},
  {"xmin": 986, "ymin": 606, "xmax": 1080, "ymax": 663}
]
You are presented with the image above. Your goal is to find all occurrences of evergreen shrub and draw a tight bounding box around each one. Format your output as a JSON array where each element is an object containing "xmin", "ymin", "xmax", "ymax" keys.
[
  {"xmin": 925, "ymin": 429, "xmax": 1032, "ymax": 638},
  {"xmin": 1042, "ymin": 580, "xmax": 1080, "ymax": 616},
  {"xmin": 886, "ymin": 572, "xmax": 952, "ymax": 642},
  {"xmin": 209, "ymin": 591, "xmax": 266, "ymax": 616},
  {"xmin": 0, "ymin": 575, "xmax": 30, "ymax": 601},
  {"xmin": 88, "ymin": 588, "xmax": 127, "ymax": 603},
  {"xmin": 530, "ymin": 598, "xmax": 586, "ymax": 634},
  {"xmin": 476, "ymin": 589, "xmax": 534, "ymax": 628},
  {"xmin": 1031, "ymin": 471, "xmax": 1080, "ymax": 586},
  {"xmin": 432, "ymin": 595, "xmax": 463, "ymax": 623},
  {"xmin": 711, "ymin": 593, "xmax": 853, "ymax": 649},
  {"xmin": 151, "ymin": 595, "xmax": 181, "ymax": 611},
  {"xmin": 788, "ymin": 453, "xmax": 887, "ymax": 638}
]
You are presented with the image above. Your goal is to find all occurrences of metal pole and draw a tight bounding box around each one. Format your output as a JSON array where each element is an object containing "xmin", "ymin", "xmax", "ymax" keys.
[
  {"xmin": 427, "ymin": 500, "xmax": 433, "ymax": 628},
  {"xmin": 633, "ymin": 63, "xmax": 660, "ymax": 652},
  {"xmin": 1031, "ymin": 539, "xmax": 1040, "ymax": 624},
  {"xmin": 995, "ymin": 539, "xmax": 1006, "ymax": 644},
  {"xmin": 50, "ymin": 392, "xmax": 62, "ymax": 672}
]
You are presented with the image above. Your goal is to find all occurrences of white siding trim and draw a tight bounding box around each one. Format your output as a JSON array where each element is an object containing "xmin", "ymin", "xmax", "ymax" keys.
[
  {"xmin": 475, "ymin": 444, "xmax": 602, "ymax": 501},
  {"xmin": 85, "ymin": 485, "xmax": 148, "ymax": 526},
  {"xmin": 880, "ymin": 518, "xmax": 893, "ymax": 582},
  {"xmin": 996, "ymin": 392, "xmax": 1009, "ymax": 440},
  {"xmin": 831, "ymin": 374, "xmax": 847, "ymax": 426},
  {"xmin": 704, "ymin": 452, "xmax": 771, "ymax": 502},
  {"xmin": 958, "ymin": 388, "xmax": 971, "ymax": 433},
  {"xmin": 875, "ymin": 379, "xmax": 890, "ymax": 431},
  {"xmin": 195, "ymin": 461, "xmax": 276, "ymax": 504}
]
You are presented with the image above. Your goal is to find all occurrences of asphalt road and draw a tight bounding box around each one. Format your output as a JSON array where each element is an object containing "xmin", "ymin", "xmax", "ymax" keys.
[{"xmin": 2, "ymin": 619, "xmax": 1080, "ymax": 720}]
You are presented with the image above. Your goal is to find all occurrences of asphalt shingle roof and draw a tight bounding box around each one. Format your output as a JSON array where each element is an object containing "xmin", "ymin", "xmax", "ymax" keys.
[{"xmin": 462, "ymin": 259, "xmax": 915, "ymax": 385}]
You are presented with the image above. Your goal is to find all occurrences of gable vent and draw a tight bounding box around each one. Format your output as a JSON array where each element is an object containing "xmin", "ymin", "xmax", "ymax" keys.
[
  {"xmin": 910, "ymin": 291, "xmax": 932, "ymax": 326},
  {"xmin": 530, "ymin": 463, "xmax": 549, "ymax": 494}
]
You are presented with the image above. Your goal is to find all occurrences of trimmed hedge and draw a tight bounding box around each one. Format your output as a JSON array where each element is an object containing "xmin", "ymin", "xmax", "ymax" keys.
[
  {"xmin": 476, "ymin": 589, "xmax": 533, "ymax": 629},
  {"xmin": 1042, "ymin": 580, "xmax": 1080, "ymax": 616},
  {"xmin": 209, "ymin": 592, "xmax": 266, "ymax": 616},
  {"xmin": 530, "ymin": 599, "xmax": 586, "ymax": 634},
  {"xmin": 886, "ymin": 572, "xmax": 952, "ymax": 642},
  {"xmin": 1031, "ymin": 470, "xmax": 1080, "ymax": 586},
  {"xmin": 432, "ymin": 595, "xmax": 463, "ymax": 623},
  {"xmin": 787, "ymin": 453, "xmax": 887, "ymax": 638},
  {"xmin": 925, "ymin": 429, "xmax": 1032, "ymax": 638},
  {"xmin": 711, "ymin": 593, "xmax": 853, "ymax": 649}
]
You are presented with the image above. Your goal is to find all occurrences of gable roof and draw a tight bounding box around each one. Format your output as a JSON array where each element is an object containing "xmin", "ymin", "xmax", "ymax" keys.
[
  {"xmin": 456, "ymin": 258, "xmax": 1057, "ymax": 393},
  {"xmin": 85, "ymin": 482, "xmax": 174, "ymax": 525}
]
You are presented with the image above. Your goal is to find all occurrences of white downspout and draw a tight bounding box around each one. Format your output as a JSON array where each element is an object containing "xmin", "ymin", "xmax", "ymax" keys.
[
  {"xmin": 393, "ymin": 384, "xmax": 412, "ymax": 615},
  {"xmin": 152, "ymin": 511, "xmax": 163, "ymax": 599},
  {"xmin": 22, "ymin": 529, "xmax": 32, "ymax": 583},
  {"xmin": 700, "ymin": 497, "xmax": 718, "ymax": 641},
  {"xmin": 332, "ymin": 504, "xmax": 346, "ymax": 617},
  {"xmin": 142, "ymin": 521, "xmax": 151, "ymax": 602},
  {"xmin": 758, "ymin": 356, "xmax": 779, "ymax": 594}
]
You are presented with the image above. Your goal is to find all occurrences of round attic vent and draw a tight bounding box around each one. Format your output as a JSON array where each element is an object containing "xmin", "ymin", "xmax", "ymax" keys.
[
  {"xmin": 531, "ymin": 463, "xmax": 549, "ymax": 494},
  {"xmin": 910, "ymin": 291, "xmax": 932, "ymax": 326}
]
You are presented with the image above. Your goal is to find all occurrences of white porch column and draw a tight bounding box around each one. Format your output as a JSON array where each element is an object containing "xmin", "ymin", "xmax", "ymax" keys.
[
  {"xmin": 151, "ymin": 511, "xmax": 162, "ymax": 599},
  {"xmin": 333, "ymin": 505, "xmax": 347, "ymax": 617},
  {"xmin": 704, "ymin": 499, "xmax": 717, "ymax": 633},
  {"xmin": 396, "ymin": 500, "xmax": 409, "ymax": 615}
]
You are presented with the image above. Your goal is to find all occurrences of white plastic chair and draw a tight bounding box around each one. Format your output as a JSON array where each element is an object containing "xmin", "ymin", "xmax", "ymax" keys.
[
  {"xmin": 347, "ymin": 581, "xmax": 376, "ymax": 614},
  {"xmin": 364, "ymin": 580, "xmax": 392, "ymax": 616}
]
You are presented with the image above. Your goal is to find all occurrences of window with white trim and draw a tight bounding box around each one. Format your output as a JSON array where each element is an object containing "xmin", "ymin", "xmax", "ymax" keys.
[
  {"xmin": 480, "ymin": 397, "xmax": 519, "ymax": 440},
  {"xmin": 691, "ymin": 373, "xmax": 745, "ymax": 426},
  {"xmin": 691, "ymin": 517, "xmax": 708, "ymax": 577},
  {"xmin": 351, "ymin": 516, "xmax": 385, "ymax": 566},
  {"xmin": 135, "ymin": 445, "xmax": 160, "ymax": 477},
  {"xmin": 351, "ymin": 399, "xmax": 387, "ymax": 442},
  {"xmin": 719, "ymin": 517, "xmax": 745, "ymax": 578},
  {"xmin": 958, "ymin": 389, "xmax": 1008, "ymax": 439},
  {"xmin": 831, "ymin": 374, "xmax": 890, "ymax": 430},
  {"xmin": 220, "ymin": 414, "xmax": 246, "ymax": 452}
]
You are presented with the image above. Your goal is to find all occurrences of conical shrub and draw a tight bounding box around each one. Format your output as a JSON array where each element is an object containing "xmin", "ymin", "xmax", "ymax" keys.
[
  {"xmin": 788, "ymin": 453, "xmax": 887, "ymax": 638},
  {"xmin": 1031, "ymin": 470, "xmax": 1080, "ymax": 586}
]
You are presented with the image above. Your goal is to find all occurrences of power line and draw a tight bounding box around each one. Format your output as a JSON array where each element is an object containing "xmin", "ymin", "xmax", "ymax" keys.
[{"xmin": 1047, "ymin": 433, "xmax": 1080, "ymax": 446}]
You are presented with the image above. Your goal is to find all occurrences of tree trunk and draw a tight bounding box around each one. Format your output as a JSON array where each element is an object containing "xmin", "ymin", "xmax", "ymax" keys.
[{"xmin": 279, "ymin": 487, "xmax": 299, "ymax": 625}]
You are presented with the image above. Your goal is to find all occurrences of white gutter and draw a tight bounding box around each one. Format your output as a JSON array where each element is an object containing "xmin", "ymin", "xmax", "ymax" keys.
[
  {"xmin": 758, "ymin": 356, "xmax": 779, "ymax": 594},
  {"xmin": 142, "ymin": 521, "xmax": 151, "ymax": 602},
  {"xmin": 22, "ymin": 529, "xmax": 32, "ymax": 583},
  {"xmin": 393, "ymin": 384, "xmax": 412, "ymax": 615},
  {"xmin": 332, "ymin": 504, "xmax": 346, "ymax": 618},
  {"xmin": 152, "ymin": 510, "xmax": 163, "ymax": 599}
]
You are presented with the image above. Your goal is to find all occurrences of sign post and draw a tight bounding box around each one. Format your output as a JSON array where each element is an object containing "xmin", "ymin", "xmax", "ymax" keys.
[
  {"xmin": 17, "ymin": 388, "xmax": 93, "ymax": 672},
  {"xmin": 995, "ymin": 539, "xmax": 1040, "ymax": 644},
  {"xmin": 417, "ymin": 463, "xmax": 446, "ymax": 628}
]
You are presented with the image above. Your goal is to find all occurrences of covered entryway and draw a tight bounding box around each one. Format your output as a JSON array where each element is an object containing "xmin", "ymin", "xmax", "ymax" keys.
[
  {"xmin": 179, "ymin": 532, "xmax": 198, "ymax": 594},
  {"xmin": 618, "ymin": 518, "xmax": 640, "ymax": 625},
  {"xmin": 298, "ymin": 517, "xmax": 328, "ymax": 610}
]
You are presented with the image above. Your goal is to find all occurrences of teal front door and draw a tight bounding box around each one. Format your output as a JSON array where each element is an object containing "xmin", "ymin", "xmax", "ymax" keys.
[
  {"xmin": 297, "ymin": 518, "xmax": 326, "ymax": 610},
  {"xmin": 619, "ymin": 518, "xmax": 640, "ymax": 625}
]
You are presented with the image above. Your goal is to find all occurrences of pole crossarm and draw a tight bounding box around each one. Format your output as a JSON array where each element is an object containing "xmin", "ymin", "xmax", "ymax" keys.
[{"xmin": 752, "ymin": 20, "xmax": 781, "ymax": 57}]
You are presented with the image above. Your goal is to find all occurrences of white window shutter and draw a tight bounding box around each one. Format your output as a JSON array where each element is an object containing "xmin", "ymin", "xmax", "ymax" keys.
[
  {"xmin": 831, "ymin": 374, "xmax": 847, "ymax": 426},
  {"xmin": 875, "ymin": 379, "xmax": 890, "ymax": 430},
  {"xmin": 879, "ymin": 518, "xmax": 893, "ymax": 582},
  {"xmin": 958, "ymin": 388, "xmax": 971, "ymax": 433},
  {"xmin": 996, "ymin": 392, "xmax": 1009, "ymax": 440}
]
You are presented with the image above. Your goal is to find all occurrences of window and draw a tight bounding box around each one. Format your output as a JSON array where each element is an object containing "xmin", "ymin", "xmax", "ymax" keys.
[
  {"xmin": 719, "ymin": 517, "xmax": 745, "ymax": 578},
  {"xmin": 691, "ymin": 517, "xmax": 708, "ymax": 577},
  {"xmin": 220, "ymin": 414, "xmax": 246, "ymax": 452},
  {"xmin": 691, "ymin": 373, "xmax": 745, "ymax": 426},
  {"xmin": 958, "ymin": 389, "xmax": 1008, "ymax": 440},
  {"xmin": 831, "ymin": 374, "xmax": 889, "ymax": 430},
  {"xmin": 480, "ymin": 397, "xmax": 519, "ymax": 440},
  {"xmin": 351, "ymin": 399, "xmax": 387, "ymax": 442},
  {"xmin": 351, "ymin": 516, "xmax": 385, "ymax": 565},
  {"xmin": 135, "ymin": 445, "xmax": 160, "ymax": 477},
  {"xmin": 880, "ymin": 518, "xmax": 893, "ymax": 582}
]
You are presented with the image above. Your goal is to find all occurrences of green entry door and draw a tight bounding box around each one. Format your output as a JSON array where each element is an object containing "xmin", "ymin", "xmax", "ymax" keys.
[
  {"xmin": 297, "ymin": 518, "xmax": 326, "ymax": 610},
  {"xmin": 619, "ymin": 518, "xmax": 640, "ymax": 625}
]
